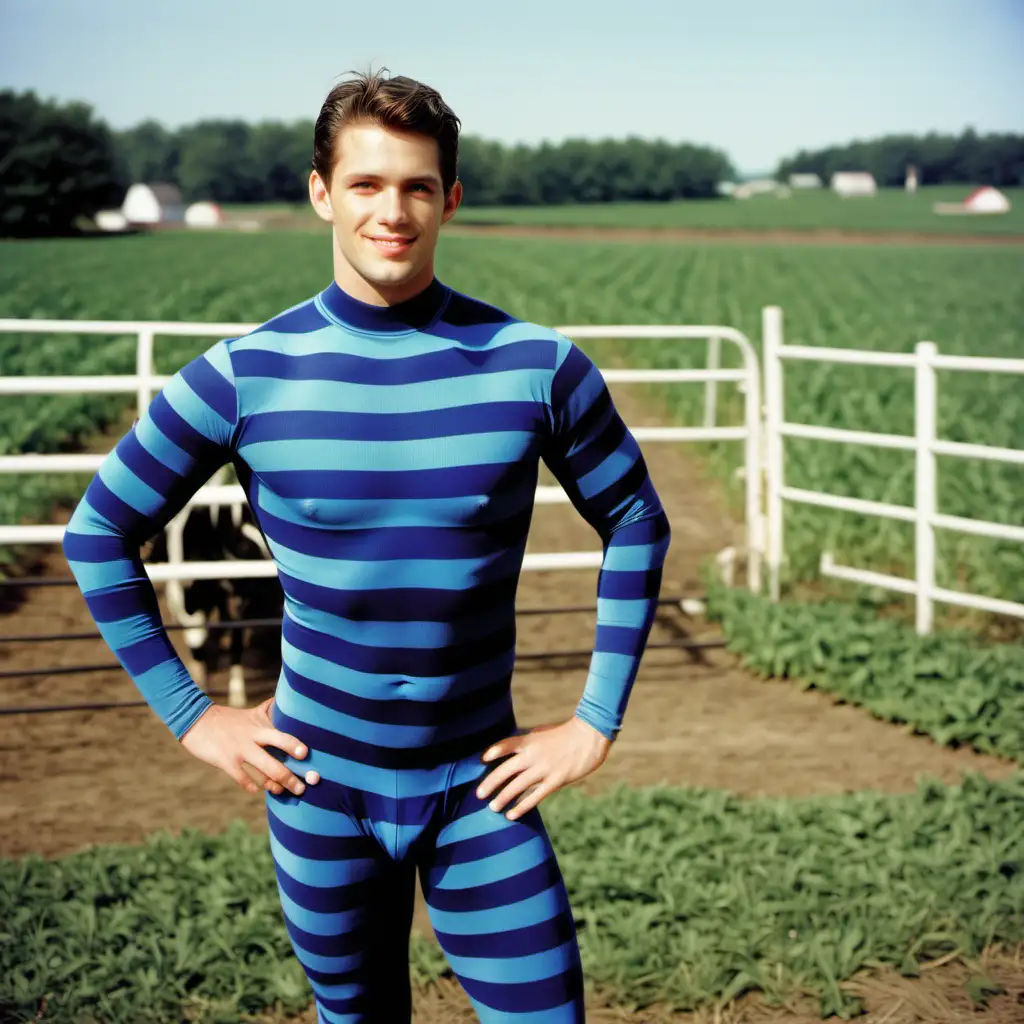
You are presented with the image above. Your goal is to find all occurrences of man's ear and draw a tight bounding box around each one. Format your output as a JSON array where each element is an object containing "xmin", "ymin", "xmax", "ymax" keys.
[
  {"xmin": 441, "ymin": 179, "xmax": 463, "ymax": 225},
  {"xmin": 309, "ymin": 169, "xmax": 334, "ymax": 223}
]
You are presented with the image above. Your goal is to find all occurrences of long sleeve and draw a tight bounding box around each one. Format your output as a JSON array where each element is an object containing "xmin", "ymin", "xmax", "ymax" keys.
[
  {"xmin": 61, "ymin": 339, "xmax": 239, "ymax": 740},
  {"xmin": 541, "ymin": 341, "xmax": 672, "ymax": 742}
]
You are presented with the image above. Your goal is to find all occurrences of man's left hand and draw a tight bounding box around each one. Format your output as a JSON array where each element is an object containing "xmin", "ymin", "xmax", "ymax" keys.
[{"xmin": 475, "ymin": 716, "xmax": 613, "ymax": 820}]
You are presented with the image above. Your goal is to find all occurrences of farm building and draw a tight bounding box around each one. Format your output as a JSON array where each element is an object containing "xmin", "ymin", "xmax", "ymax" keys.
[
  {"xmin": 830, "ymin": 172, "xmax": 877, "ymax": 198},
  {"xmin": 185, "ymin": 201, "xmax": 225, "ymax": 228},
  {"xmin": 733, "ymin": 178, "xmax": 790, "ymax": 200},
  {"xmin": 94, "ymin": 210, "xmax": 128, "ymax": 233},
  {"xmin": 121, "ymin": 183, "xmax": 185, "ymax": 226},
  {"xmin": 788, "ymin": 173, "xmax": 822, "ymax": 189},
  {"xmin": 933, "ymin": 186, "xmax": 1011, "ymax": 216}
]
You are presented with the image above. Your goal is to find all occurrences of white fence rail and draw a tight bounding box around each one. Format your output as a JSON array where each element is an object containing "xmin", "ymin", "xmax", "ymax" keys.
[
  {"xmin": 762, "ymin": 306, "xmax": 1024, "ymax": 632},
  {"xmin": 0, "ymin": 318, "xmax": 763, "ymax": 592}
]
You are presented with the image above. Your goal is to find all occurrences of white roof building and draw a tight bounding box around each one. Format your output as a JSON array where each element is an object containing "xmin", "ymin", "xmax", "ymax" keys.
[
  {"xmin": 185, "ymin": 201, "xmax": 225, "ymax": 228},
  {"xmin": 788, "ymin": 173, "xmax": 823, "ymax": 189},
  {"xmin": 933, "ymin": 186, "xmax": 1011, "ymax": 216},
  {"xmin": 831, "ymin": 172, "xmax": 877, "ymax": 198},
  {"xmin": 121, "ymin": 183, "xmax": 185, "ymax": 225}
]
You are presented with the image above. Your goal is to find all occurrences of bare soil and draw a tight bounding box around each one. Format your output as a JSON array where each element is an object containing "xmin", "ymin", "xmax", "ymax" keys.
[{"xmin": 1, "ymin": 384, "xmax": 1020, "ymax": 1022}]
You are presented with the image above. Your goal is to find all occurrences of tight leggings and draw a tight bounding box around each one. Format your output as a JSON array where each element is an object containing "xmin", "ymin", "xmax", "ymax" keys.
[{"xmin": 266, "ymin": 700, "xmax": 586, "ymax": 1023}]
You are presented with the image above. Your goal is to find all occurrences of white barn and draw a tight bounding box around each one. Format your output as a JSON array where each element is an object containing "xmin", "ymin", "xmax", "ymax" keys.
[
  {"xmin": 933, "ymin": 186, "xmax": 1011, "ymax": 216},
  {"xmin": 121, "ymin": 183, "xmax": 185, "ymax": 225},
  {"xmin": 788, "ymin": 173, "xmax": 823, "ymax": 189},
  {"xmin": 185, "ymin": 201, "xmax": 225, "ymax": 228},
  {"xmin": 831, "ymin": 172, "xmax": 877, "ymax": 198}
]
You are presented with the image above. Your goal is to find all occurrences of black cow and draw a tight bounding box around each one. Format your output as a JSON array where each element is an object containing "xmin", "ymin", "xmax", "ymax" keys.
[{"xmin": 145, "ymin": 493, "xmax": 282, "ymax": 707}]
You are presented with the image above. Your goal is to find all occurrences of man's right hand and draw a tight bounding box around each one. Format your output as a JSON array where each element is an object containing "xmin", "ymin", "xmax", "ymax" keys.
[{"xmin": 179, "ymin": 696, "xmax": 320, "ymax": 797}]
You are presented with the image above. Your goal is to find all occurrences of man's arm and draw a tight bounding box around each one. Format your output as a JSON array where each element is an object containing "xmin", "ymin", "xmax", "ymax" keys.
[
  {"xmin": 61, "ymin": 339, "xmax": 239, "ymax": 739},
  {"xmin": 540, "ymin": 340, "xmax": 672, "ymax": 742}
]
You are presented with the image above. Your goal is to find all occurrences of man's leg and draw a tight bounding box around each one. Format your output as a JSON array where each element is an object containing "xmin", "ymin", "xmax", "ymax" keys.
[
  {"xmin": 420, "ymin": 775, "xmax": 586, "ymax": 1022},
  {"xmin": 266, "ymin": 789, "xmax": 416, "ymax": 1023}
]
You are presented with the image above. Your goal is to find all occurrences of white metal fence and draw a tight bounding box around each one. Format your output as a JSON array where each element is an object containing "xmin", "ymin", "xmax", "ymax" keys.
[
  {"xmin": 0, "ymin": 318, "xmax": 763, "ymax": 592},
  {"xmin": 762, "ymin": 306, "xmax": 1024, "ymax": 632}
]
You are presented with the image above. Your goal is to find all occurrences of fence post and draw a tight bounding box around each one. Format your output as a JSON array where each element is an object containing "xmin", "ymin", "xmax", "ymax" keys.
[
  {"xmin": 914, "ymin": 341, "xmax": 938, "ymax": 633},
  {"xmin": 703, "ymin": 334, "xmax": 720, "ymax": 429},
  {"xmin": 762, "ymin": 306, "xmax": 784, "ymax": 601},
  {"xmin": 136, "ymin": 328, "xmax": 154, "ymax": 416}
]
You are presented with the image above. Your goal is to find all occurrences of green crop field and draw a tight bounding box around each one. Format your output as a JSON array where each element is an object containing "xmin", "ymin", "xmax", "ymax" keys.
[
  {"xmin": 230, "ymin": 187, "xmax": 1024, "ymax": 235},
  {"xmin": 1, "ymin": 231, "xmax": 1021, "ymax": 615}
]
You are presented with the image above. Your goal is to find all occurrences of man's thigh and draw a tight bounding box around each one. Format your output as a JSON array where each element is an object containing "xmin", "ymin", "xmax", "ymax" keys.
[
  {"xmin": 266, "ymin": 791, "xmax": 417, "ymax": 1022},
  {"xmin": 419, "ymin": 777, "xmax": 585, "ymax": 1022}
]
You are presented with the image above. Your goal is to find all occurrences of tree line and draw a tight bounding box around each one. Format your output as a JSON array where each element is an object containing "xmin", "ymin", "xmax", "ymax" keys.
[
  {"xmin": 776, "ymin": 129, "xmax": 1024, "ymax": 188},
  {"xmin": 3, "ymin": 88, "xmax": 1022, "ymax": 236}
]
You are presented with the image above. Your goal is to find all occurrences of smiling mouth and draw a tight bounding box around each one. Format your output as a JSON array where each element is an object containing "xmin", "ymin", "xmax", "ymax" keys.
[{"xmin": 367, "ymin": 236, "xmax": 416, "ymax": 250}]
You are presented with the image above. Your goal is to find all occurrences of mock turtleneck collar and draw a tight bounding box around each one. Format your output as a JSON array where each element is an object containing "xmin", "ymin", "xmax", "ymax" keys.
[{"xmin": 316, "ymin": 277, "xmax": 450, "ymax": 333}]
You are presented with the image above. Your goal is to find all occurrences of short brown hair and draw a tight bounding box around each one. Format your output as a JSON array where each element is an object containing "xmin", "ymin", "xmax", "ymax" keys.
[{"xmin": 313, "ymin": 69, "xmax": 461, "ymax": 194}]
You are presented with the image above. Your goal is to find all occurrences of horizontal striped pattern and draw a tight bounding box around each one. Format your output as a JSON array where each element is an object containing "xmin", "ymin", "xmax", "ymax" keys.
[
  {"xmin": 62, "ymin": 277, "xmax": 669, "ymax": 1019},
  {"xmin": 63, "ymin": 277, "xmax": 670, "ymax": 749}
]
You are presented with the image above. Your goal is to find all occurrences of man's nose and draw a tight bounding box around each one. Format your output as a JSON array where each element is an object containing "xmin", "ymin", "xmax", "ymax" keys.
[{"xmin": 378, "ymin": 187, "xmax": 408, "ymax": 225}]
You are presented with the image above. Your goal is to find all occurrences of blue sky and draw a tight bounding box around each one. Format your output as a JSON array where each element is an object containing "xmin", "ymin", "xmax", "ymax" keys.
[{"xmin": 2, "ymin": 0, "xmax": 1021, "ymax": 173}]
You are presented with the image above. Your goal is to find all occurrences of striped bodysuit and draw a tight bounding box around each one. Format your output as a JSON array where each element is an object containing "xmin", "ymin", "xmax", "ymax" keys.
[{"xmin": 62, "ymin": 278, "xmax": 671, "ymax": 1022}]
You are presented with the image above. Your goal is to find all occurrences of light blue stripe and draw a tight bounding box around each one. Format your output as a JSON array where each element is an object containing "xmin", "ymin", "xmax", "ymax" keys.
[
  {"xmin": 276, "ymin": 667, "xmax": 513, "ymax": 749},
  {"xmin": 436, "ymin": 805, "xmax": 508, "ymax": 849},
  {"xmin": 135, "ymin": 416, "xmax": 195, "ymax": 477},
  {"xmin": 244, "ymin": 369, "xmax": 540, "ymax": 415},
  {"xmin": 602, "ymin": 542, "xmax": 659, "ymax": 572},
  {"xmin": 97, "ymin": 451, "xmax": 166, "ymax": 518},
  {"xmin": 266, "ymin": 792, "xmax": 363, "ymax": 837},
  {"xmin": 287, "ymin": 944, "xmax": 362, "ymax": 977},
  {"xmin": 277, "ymin": 887, "xmax": 363, "ymax": 936},
  {"xmin": 280, "ymin": 635, "xmax": 514, "ymax": 699},
  {"xmin": 68, "ymin": 556, "xmax": 139, "ymax": 592},
  {"xmin": 268, "ymin": 831, "xmax": 377, "ymax": 887},
  {"xmin": 65, "ymin": 501, "xmax": 119, "ymax": 537},
  {"xmin": 596, "ymin": 597, "xmax": 651, "ymax": 628},
  {"xmin": 432, "ymin": 835, "xmax": 548, "ymax": 891},
  {"xmin": 95, "ymin": 610, "xmax": 165, "ymax": 651},
  {"xmin": 585, "ymin": 651, "xmax": 632, "ymax": 682},
  {"xmin": 446, "ymin": 938, "xmax": 578, "ymax": 985},
  {"xmin": 204, "ymin": 339, "xmax": 234, "ymax": 382},
  {"xmin": 244, "ymin": 432, "xmax": 533, "ymax": 473},
  {"xmin": 161, "ymin": 372, "xmax": 231, "ymax": 443},
  {"xmin": 427, "ymin": 883, "xmax": 565, "ymax": 935},
  {"xmin": 285, "ymin": 596, "xmax": 508, "ymax": 650},
  {"xmin": 268, "ymin": 539, "xmax": 520, "ymax": 592}
]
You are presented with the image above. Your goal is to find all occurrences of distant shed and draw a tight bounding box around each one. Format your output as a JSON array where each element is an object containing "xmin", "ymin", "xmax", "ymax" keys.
[
  {"xmin": 933, "ymin": 186, "xmax": 1011, "ymax": 216},
  {"xmin": 185, "ymin": 201, "xmax": 225, "ymax": 228},
  {"xmin": 788, "ymin": 173, "xmax": 822, "ymax": 189},
  {"xmin": 831, "ymin": 172, "xmax": 877, "ymax": 198},
  {"xmin": 122, "ymin": 183, "xmax": 185, "ymax": 225}
]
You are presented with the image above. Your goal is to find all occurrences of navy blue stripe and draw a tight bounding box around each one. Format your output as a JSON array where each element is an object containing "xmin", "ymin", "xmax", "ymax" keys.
[
  {"xmin": 276, "ymin": 570, "xmax": 519, "ymax": 622},
  {"xmin": 267, "ymin": 805, "xmax": 379, "ymax": 861},
  {"xmin": 241, "ymin": 402, "xmax": 543, "ymax": 444},
  {"xmin": 233, "ymin": 339, "xmax": 553, "ymax": 385},
  {"xmin": 550, "ymin": 343, "xmax": 593, "ymax": 413},
  {"xmin": 116, "ymin": 429, "xmax": 184, "ymax": 498},
  {"xmin": 282, "ymin": 616, "xmax": 516, "ymax": 678},
  {"xmin": 427, "ymin": 818, "xmax": 536, "ymax": 872},
  {"xmin": 282, "ymin": 662, "xmax": 512, "ymax": 728},
  {"xmin": 260, "ymin": 506, "xmax": 533, "ymax": 561},
  {"xmin": 425, "ymin": 856, "xmax": 563, "ymax": 913},
  {"xmin": 117, "ymin": 634, "xmax": 176, "ymax": 675},
  {"xmin": 271, "ymin": 704, "xmax": 515, "ymax": 770},
  {"xmin": 434, "ymin": 913, "xmax": 577, "ymax": 960},
  {"xmin": 147, "ymin": 392, "xmax": 212, "ymax": 462},
  {"xmin": 83, "ymin": 583, "xmax": 161, "ymax": 622},
  {"xmin": 597, "ymin": 567, "xmax": 664, "ymax": 600},
  {"xmin": 62, "ymin": 531, "xmax": 126, "ymax": 562},
  {"xmin": 179, "ymin": 353, "xmax": 236, "ymax": 424},
  {"xmin": 458, "ymin": 967, "xmax": 583, "ymax": 1012},
  {"xmin": 594, "ymin": 623, "xmax": 648, "ymax": 656},
  {"xmin": 251, "ymin": 300, "xmax": 329, "ymax": 336},
  {"xmin": 271, "ymin": 855, "xmax": 382, "ymax": 913}
]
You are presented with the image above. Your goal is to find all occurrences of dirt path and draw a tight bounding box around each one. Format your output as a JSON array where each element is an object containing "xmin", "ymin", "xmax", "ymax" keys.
[{"xmin": 1, "ymin": 384, "xmax": 1020, "ymax": 1022}]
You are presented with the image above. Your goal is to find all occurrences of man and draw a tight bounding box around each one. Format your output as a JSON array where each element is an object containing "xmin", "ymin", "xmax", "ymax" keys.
[{"xmin": 63, "ymin": 70, "xmax": 670, "ymax": 1023}]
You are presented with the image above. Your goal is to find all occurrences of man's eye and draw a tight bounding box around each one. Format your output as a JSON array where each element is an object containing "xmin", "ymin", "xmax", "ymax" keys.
[
  {"xmin": 410, "ymin": 184, "xmax": 430, "ymax": 192},
  {"xmin": 351, "ymin": 182, "xmax": 374, "ymax": 189}
]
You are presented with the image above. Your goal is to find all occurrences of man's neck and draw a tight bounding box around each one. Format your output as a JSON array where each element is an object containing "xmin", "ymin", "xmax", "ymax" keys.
[{"xmin": 332, "ymin": 255, "xmax": 435, "ymax": 307}]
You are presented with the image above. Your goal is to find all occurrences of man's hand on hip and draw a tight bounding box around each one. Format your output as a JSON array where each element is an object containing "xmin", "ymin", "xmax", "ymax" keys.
[
  {"xmin": 475, "ymin": 716, "xmax": 612, "ymax": 820},
  {"xmin": 179, "ymin": 697, "xmax": 320, "ymax": 798}
]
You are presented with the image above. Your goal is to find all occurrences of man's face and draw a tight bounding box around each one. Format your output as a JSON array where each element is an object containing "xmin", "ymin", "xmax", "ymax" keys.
[{"xmin": 310, "ymin": 121, "xmax": 461, "ymax": 299}]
